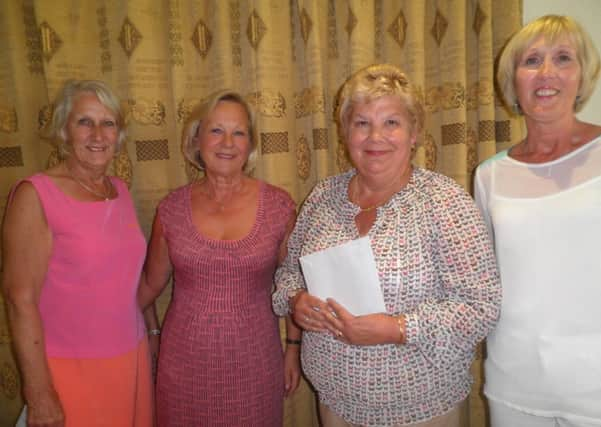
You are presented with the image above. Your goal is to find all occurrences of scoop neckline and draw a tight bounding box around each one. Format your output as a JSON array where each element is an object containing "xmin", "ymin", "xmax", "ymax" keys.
[
  {"xmin": 185, "ymin": 180, "xmax": 264, "ymax": 248},
  {"xmin": 505, "ymin": 135, "xmax": 601, "ymax": 167},
  {"xmin": 39, "ymin": 173, "xmax": 119, "ymax": 204}
]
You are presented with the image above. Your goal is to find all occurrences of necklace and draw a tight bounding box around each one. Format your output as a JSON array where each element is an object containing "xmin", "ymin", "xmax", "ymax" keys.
[
  {"xmin": 69, "ymin": 169, "xmax": 112, "ymax": 201},
  {"xmin": 199, "ymin": 178, "xmax": 244, "ymax": 211},
  {"xmin": 350, "ymin": 177, "xmax": 390, "ymax": 212}
]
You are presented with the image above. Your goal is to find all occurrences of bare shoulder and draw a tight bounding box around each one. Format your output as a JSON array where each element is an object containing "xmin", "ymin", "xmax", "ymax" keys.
[
  {"xmin": 580, "ymin": 122, "xmax": 601, "ymax": 142},
  {"xmin": 2, "ymin": 181, "xmax": 52, "ymax": 295},
  {"xmin": 3, "ymin": 181, "xmax": 47, "ymax": 233},
  {"xmin": 244, "ymin": 176, "xmax": 261, "ymax": 193},
  {"xmin": 7, "ymin": 181, "xmax": 41, "ymax": 212},
  {"xmin": 43, "ymin": 164, "xmax": 70, "ymax": 190}
]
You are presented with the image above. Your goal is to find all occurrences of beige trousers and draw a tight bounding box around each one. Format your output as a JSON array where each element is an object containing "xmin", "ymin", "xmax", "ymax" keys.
[{"xmin": 319, "ymin": 400, "xmax": 467, "ymax": 427}]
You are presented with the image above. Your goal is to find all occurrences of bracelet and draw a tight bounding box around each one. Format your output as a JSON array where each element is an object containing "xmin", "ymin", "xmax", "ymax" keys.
[
  {"xmin": 285, "ymin": 338, "xmax": 301, "ymax": 345},
  {"xmin": 396, "ymin": 315, "xmax": 405, "ymax": 344},
  {"xmin": 148, "ymin": 329, "xmax": 161, "ymax": 336}
]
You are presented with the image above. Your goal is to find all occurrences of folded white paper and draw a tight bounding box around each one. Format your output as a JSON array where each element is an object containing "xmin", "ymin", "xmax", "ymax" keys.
[{"xmin": 299, "ymin": 236, "xmax": 386, "ymax": 316}]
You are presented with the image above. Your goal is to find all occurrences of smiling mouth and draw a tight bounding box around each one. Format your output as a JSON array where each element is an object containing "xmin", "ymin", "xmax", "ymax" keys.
[
  {"xmin": 87, "ymin": 145, "xmax": 109, "ymax": 152},
  {"xmin": 535, "ymin": 88, "xmax": 559, "ymax": 97},
  {"xmin": 216, "ymin": 153, "xmax": 236, "ymax": 159}
]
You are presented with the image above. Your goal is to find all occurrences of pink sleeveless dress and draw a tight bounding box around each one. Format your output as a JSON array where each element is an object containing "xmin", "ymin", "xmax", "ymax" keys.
[{"xmin": 155, "ymin": 181, "xmax": 295, "ymax": 427}]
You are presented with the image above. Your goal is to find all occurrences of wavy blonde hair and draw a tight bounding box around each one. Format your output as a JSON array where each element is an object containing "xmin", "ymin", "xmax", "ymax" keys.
[{"xmin": 335, "ymin": 63, "xmax": 424, "ymax": 141}]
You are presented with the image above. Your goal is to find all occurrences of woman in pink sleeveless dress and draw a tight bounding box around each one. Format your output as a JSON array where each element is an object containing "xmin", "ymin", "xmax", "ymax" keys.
[
  {"xmin": 138, "ymin": 90, "xmax": 301, "ymax": 426},
  {"xmin": 2, "ymin": 80, "xmax": 152, "ymax": 426}
]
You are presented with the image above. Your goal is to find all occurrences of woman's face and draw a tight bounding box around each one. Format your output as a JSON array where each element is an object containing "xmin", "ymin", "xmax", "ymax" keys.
[
  {"xmin": 64, "ymin": 92, "xmax": 119, "ymax": 169},
  {"xmin": 346, "ymin": 95, "xmax": 416, "ymax": 179},
  {"xmin": 197, "ymin": 100, "xmax": 251, "ymax": 177},
  {"xmin": 514, "ymin": 35, "xmax": 582, "ymax": 122}
]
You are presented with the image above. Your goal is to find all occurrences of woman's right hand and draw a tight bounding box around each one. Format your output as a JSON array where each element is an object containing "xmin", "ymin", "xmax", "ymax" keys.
[
  {"xmin": 26, "ymin": 388, "xmax": 65, "ymax": 427},
  {"xmin": 289, "ymin": 291, "xmax": 333, "ymax": 333}
]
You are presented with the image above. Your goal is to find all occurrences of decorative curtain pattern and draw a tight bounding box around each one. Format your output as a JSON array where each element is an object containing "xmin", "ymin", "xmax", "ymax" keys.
[{"xmin": 0, "ymin": 1, "xmax": 522, "ymax": 426}]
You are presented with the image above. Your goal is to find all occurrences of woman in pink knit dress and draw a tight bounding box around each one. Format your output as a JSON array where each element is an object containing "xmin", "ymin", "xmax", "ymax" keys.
[{"xmin": 137, "ymin": 90, "xmax": 301, "ymax": 426}]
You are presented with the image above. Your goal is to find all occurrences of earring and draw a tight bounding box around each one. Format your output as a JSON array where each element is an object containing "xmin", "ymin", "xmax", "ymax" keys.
[
  {"xmin": 195, "ymin": 152, "xmax": 205, "ymax": 170},
  {"xmin": 512, "ymin": 102, "xmax": 523, "ymax": 115}
]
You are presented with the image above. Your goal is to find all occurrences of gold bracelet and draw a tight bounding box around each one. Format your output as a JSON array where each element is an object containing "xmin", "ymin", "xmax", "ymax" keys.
[{"xmin": 396, "ymin": 315, "xmax": 405, "ymax": 344}]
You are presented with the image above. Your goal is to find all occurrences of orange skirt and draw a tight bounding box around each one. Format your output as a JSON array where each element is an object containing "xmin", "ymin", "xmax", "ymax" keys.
[{"xmin": 48, "ymin": 338, "xmax": 153, "ymax": 427}]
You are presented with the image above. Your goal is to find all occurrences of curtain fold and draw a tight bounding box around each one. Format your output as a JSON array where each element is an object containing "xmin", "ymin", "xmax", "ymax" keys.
[{"xmin": 0, "ymin": 1, "xmax": 522, "ymax": 425}]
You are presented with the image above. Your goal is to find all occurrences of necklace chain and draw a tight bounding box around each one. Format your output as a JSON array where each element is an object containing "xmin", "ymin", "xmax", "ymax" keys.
[
  {"xmin": 351, "ymin": 177, "xmax": 389, "ymax": 212},
  {"xmin": 69, "ymin": 169, "xmax": 112, "ymax": 201}
]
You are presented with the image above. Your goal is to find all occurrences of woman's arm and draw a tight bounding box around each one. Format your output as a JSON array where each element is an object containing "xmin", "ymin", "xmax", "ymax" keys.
[
  {"xmin": 277, "ymin": 214, "xmax": 302, "ymax": 396},
  {"xmin": 2, "ymin": 182, "xmax": 64, "ymax": 426},
  {"xmin": 473, "ymin": 163, "xmax": 494, "ymax": 241},
  {"xmin": 407, "ymin": 183, "xmax": 501, "ymax": 367},
  {"xmin": 137, "ymin": 212, "xmax": 172, "ymax": 383},
  {"xmin": 272, "ymin": 183, "xmax": 324, "ymax": 316},
  {"xmin": 137, "ymin": 213, "xmax": 172, "ymax": 311},
  {"xmin": 283, "ymin": 315, "xmax": 301, "ymax": 397}
]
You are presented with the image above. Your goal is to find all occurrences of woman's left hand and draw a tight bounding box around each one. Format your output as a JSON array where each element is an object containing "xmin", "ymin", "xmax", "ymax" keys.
[
  {"xmin": 283, "ymin": 345, "xmax": 301, "ymax": 397},
  {"xmin": 324, "ymin": 299, "xmax": 403, "ymax": 346}
]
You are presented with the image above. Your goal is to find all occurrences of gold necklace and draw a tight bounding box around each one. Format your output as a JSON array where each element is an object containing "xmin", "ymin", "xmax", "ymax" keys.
[
  {"xmin": 200, "ymin": 178, "xmax": 244, "ymax": 211},
  {"xmin": 69, "ymin": 170, "xmax": 113, "ymax": 201},
  {"xmin": 351, "ymin": 177, "xmax": 390, "ymax": 212}
]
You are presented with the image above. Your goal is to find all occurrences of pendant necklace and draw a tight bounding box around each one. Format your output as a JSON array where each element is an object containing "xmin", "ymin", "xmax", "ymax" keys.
[
  {"xmin": 69, "ymin": 169, "xmax": 113, "ymax": 201},
  {"xmin": 351, "ymin": 177, "xmax": 389, "ymax": 212}
]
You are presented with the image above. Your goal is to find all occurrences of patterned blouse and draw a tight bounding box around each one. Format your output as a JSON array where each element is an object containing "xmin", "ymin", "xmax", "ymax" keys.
[{"xmin": 273, "ymin": 168, "xmax": 501, "ymax": 426}]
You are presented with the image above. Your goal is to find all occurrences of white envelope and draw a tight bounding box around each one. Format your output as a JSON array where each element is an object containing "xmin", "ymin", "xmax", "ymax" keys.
[{"xmin": 299, "ymin": 236, "xmax": 386, "ymax": 316}]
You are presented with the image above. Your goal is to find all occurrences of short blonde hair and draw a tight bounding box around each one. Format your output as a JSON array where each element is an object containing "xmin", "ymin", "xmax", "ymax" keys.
[
  {"xmin": 335, "ymin": 63, "xmax": 424, "ymax": 140},
  {"xmin": 46, "ymin": 79, "xmax": 126, "ymax": 155},
  {"xmin": 182, "ymin": 90, "xmax": 256, "ymax": 172},
  {"xmin": 497, "ymin": 14, "xmax": 600, "ymax": 114}
]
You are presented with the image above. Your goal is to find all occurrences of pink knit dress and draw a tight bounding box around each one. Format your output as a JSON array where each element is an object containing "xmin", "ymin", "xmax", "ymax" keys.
[{"xmin": 155, "ymin": 181, "xmax": 295, "ymax": 427}]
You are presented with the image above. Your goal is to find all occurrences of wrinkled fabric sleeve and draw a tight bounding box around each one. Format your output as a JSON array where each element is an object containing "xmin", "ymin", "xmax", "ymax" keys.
[
  {"xmin": 272, "ymin": 183, "xmax": 324, "ymax": 316},
  {"xmin": 474, "ymin": 164, "xmax": 495, "ymax": 242},
  {"xmin": 404, "ymin": 183, "xmax": 501, "ymax": 368}
]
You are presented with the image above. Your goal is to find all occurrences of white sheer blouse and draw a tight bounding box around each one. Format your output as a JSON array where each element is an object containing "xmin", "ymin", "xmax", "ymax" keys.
[{"xmin": 474, "ymin": 136, "xmax": 601, "ymax": 424}]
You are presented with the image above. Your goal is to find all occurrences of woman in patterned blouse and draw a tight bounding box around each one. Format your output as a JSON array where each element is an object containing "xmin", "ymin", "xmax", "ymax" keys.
[{"xmin": 272, "ymin": 64, "xmax": 501, "ymax": 427}]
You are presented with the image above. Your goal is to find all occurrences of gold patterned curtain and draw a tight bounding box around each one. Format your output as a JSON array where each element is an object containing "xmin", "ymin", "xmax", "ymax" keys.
[{"xmin": 0, "ymin": 1, "xmax": 522, "ymax": 426}]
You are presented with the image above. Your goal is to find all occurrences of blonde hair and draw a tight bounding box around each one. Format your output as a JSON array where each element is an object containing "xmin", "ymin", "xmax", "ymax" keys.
[
  {"xmin": 182, "ymin": 90, "xmax": 256, "ymax": 172},
  {"xmin": 46, "ymin": 79, "xmax": 126, "ymax": 156},
  {"xmin": 497, "ymin": 14, "xmax": 600, "ymax": 114},
  {"xmin": 335, "ymin": 64, "xmax": 424, "ymax": 141}
]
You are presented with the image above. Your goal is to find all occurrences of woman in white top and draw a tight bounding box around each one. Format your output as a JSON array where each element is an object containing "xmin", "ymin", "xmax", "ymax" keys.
[{"xmin": 475, "ymin": 15, "xmax": 601, "ymax": 427}]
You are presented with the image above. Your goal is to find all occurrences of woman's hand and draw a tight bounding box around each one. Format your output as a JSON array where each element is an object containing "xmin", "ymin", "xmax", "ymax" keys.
[
  {"xmin": 283, "ymin": 345, "xmax": 301, "ymax": 397},
  {"xmin": 26, "ymin": 388, "xmax": 65, "ymax": 427},
  {"xmin": 324, "ymin": 299, "xmax": 404, "ymax": 345},
  {"xmin": 289, "ymin": 291, "xmax": 333, "ymax": 333}
]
